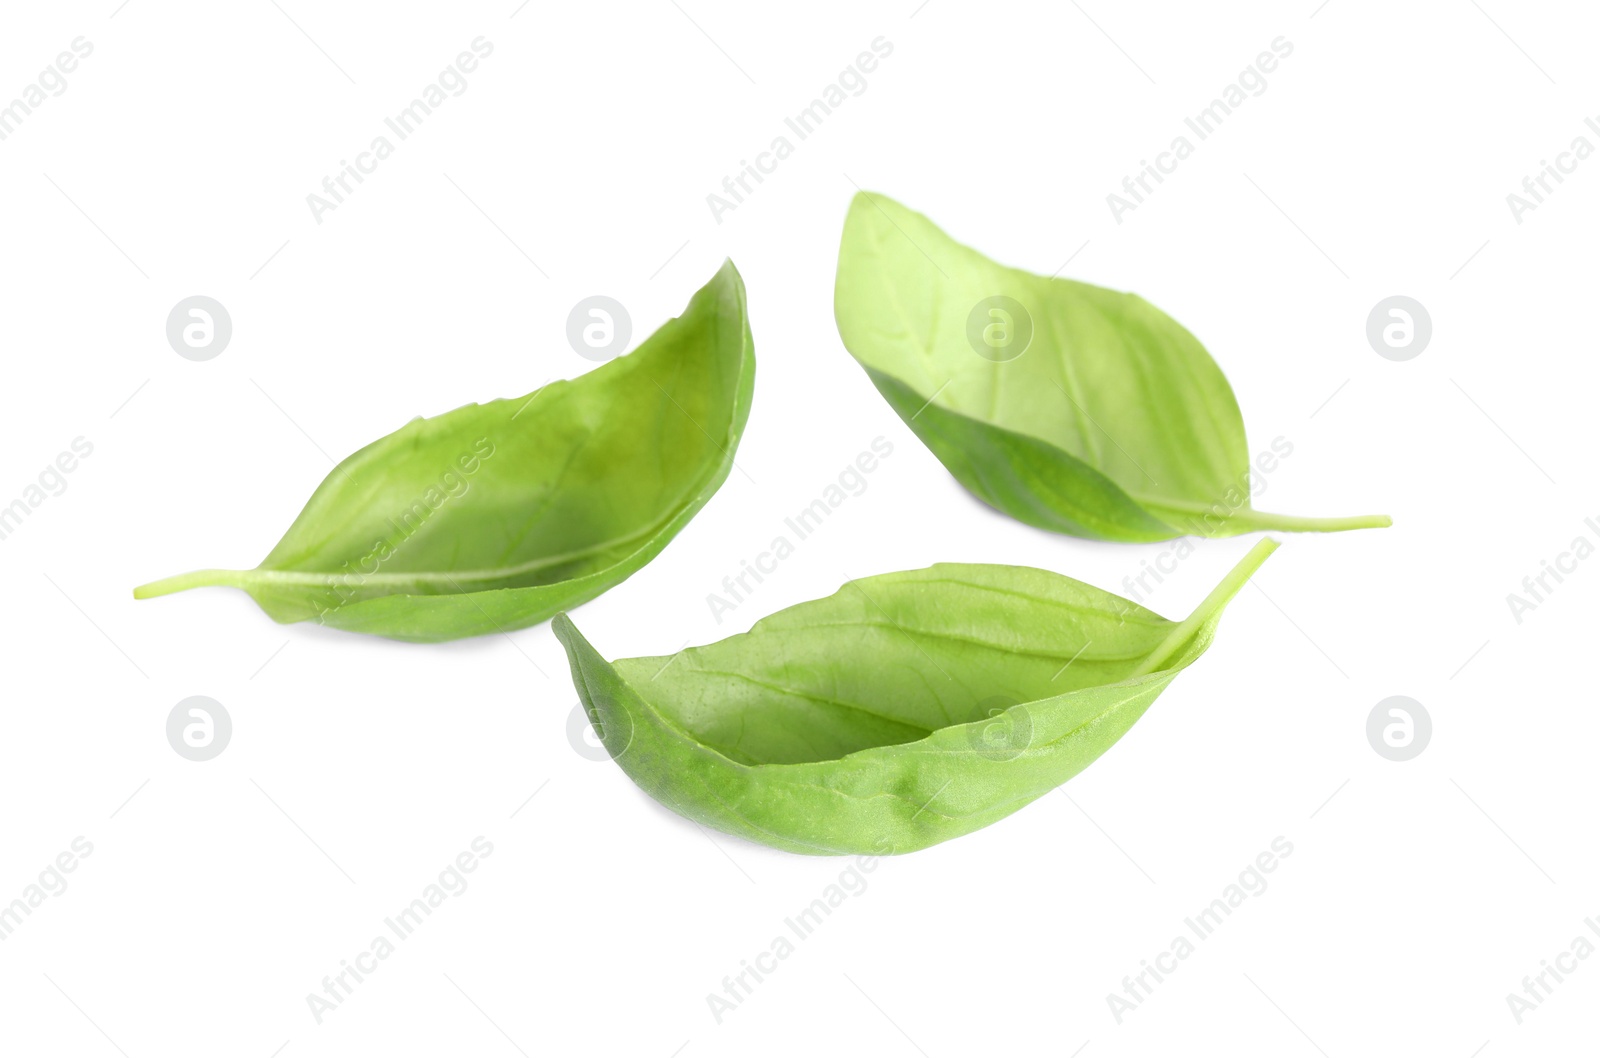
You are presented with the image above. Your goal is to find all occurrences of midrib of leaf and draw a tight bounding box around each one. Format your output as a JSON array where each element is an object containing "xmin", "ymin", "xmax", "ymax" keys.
[
  {"xmin": 635, "ymin": 610, "xmax": 1173, "ymax": 763},
  {"xmin": 860, "ymin": 679, "xmax": 1162, "ymax": 764},
  {"xmin": 133, "ymin": 511, "xmax": 675, "ymax": 598},
  {"xmin": 883, "ymin": 206, "xmax": 1243, "ymax": 510},
  {"xmin": 661, "ymin": 666, "xmax": 936, "ymax": 741},
  {"xmin": 741, "ymin": 617, "xmax": 1160, "ymax": 667},
  {"xmin": 1130, "ymin": 537, "xmax": 1277, "ymax": 676},
  {"xmin": 752, "ymin": 682, "xmax": 1165, "ymax": 829},
  {"xmin": 134, "ymin": 363, "xmax": 736, "ymax": 603},
  {"xmin": 906, "ymin": 574, "xmax": 1170, "ymax": 625}
]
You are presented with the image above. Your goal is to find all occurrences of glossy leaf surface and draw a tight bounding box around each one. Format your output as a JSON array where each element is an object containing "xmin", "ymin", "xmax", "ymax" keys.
[
  {"xmin": 555, "ymin": 539, "xmax": 1277, "ymax": 855},
  {"xmin": 135, "ymin": 261, "xmax": 755, "ymax": 642},
  {"xmin": 834, "ymin": 192, "xmax": 1389, "ymax": 541}
]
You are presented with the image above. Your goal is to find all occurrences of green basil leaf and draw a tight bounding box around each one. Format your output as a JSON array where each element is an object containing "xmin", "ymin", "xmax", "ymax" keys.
[
  {"xmin": 134, "ymin": 261, "xmax": 755, "ymax": 643},
  {"xmin": 834, "ymin": 192, "xmax": 1390, "ymax": 541},
  {"xmin": 554, "ymin": 538, "xmax": 1277, "ymax": 856}
]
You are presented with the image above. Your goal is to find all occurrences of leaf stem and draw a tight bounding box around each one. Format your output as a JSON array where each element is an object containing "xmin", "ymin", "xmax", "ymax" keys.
[
  {"xmin": 1130, "ymin": 537, "xmax": 1279, "ymax": 677},
  {"xmin": 1136, "ymin": 497, "xmax": 1391, "ymax": 535},
  {"xmin": 132, "ymin": 569, "xmax": 250, "ymax": 599},
  {"xmin": 1207, "ymin": 509, "xmax": 1391, "ymax": 533}
]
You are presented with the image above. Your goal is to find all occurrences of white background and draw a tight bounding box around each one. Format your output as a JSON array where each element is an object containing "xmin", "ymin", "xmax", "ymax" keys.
[{"xmin": 1, "ymin": 1, "xmax": 1594, "ymax": 1054}]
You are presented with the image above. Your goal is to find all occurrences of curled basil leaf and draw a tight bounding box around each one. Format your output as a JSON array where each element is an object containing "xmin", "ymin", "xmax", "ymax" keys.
[
  {"xmin": 554, "ymin": 538, "xmax": 1277, "ymax": 856},
  {"xmin": 834, "ymin": 192, "xmax": 1390, "ymax": 542},
  {"xmin": 134, "ymin": 261, "xmax": 755, "ymax": 642}
]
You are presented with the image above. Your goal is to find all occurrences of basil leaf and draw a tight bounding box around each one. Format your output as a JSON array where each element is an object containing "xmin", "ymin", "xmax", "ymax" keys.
[
  {"xmin": 834, "ymin": 192, "xmax": 1390, "ymax": 541},
  {"xmin": 135, "ymin": 261, "xmax": 755, "ymax": 642},
  {"xmin": 554, "ymin": 538, "xmax": 1277, "ymax": 855}
]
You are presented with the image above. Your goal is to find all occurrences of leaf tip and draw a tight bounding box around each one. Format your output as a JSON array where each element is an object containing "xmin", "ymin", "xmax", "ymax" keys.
[
  {"xmin": 846, "ymin": 188, "xmax": 894, "ymax": 217},
  {"xmin": 550, "ymin": 612, "xmax": 579, "ymax": 645}
]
